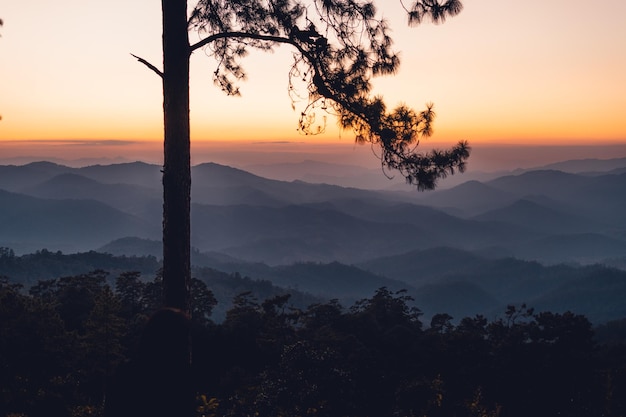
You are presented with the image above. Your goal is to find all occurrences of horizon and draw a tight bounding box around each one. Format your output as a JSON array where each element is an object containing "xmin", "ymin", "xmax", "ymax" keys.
[
  {"xmin": 2, "ymin": 1, "xmax": 626, "ymax": 152},
  {"xmin": 2, "ymin": 140, "xmax": 626, "ymax": 174}
]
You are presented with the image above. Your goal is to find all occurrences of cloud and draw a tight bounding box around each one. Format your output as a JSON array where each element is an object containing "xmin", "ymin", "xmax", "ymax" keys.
[
  {"xmin": 251, "ymin": 141, "xmax": 307, "ymax": 145},
  {"xmin": 3, "ymin": 139, "xmax": 140, "ymax": 147}
]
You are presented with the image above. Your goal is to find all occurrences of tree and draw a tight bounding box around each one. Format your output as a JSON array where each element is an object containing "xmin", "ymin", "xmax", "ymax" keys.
[
  {"xmin": 189, "ymin": 277, "xmax": 217, "ymax": 326},
  {"xmin": 0, "ymin": 277, "xmax": 76, "ymax": 416},
  {"xmin": 115, "ymin": 271, "xmax": 145, "ymax": 318},
  {"xmin": 134, "ymin": 0, "xmax": 468, "ymax": 312},
  {"xmin": 82, "ymin": 286, "xmax": 127, "ymax": 402}
]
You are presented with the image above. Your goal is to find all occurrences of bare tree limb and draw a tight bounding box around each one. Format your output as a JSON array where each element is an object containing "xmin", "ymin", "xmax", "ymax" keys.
[
  {"xmin": 189, "ymin": 31, "xmax": 294, "ymax": 52},
  {"xmin": 130, "ymin": 53, "xmax": 164, "ymax": 78}
]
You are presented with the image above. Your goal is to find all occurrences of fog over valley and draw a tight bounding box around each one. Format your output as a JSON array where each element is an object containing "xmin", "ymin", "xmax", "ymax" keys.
[{"xmin": 2, "ymin": 155, "xmax": 626, "ymax": 323}]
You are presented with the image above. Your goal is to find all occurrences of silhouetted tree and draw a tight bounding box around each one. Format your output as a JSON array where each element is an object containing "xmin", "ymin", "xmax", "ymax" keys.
[
  {"xmin": 82, "ymin": 286, "xmax": 127, "ymax": 401},
  {"xmin": 55, "ymin": 270, "xmax": 109, "ymax": 333},
  {"xmin": 3, "ymin": 276, "xmax": 626, "ymax": 416},
  {"xmin": 29, "ymin": 270, "xmax": 110, "ymax": 333},
  {"xmin": 115, "ymin": 271, "xmax": 145, "ymax": 318},
  {"xmin": 429, "ymin": 312, "xmax": 454, "ymax": 334},
  {"xmin": 104, "ymin": 308, "xmax": 194, "ymax": 417},
  {"xmin": 132, "ymin": 0, "xmax": 468, "ymax": 312},
  {"xmin": 190, "ymin": 277, "xmax": 217, "ymax": 326},
  {"xmin": 0, "ymin": 247, "xmax": 16, "ymax": 271},
  {"xmin": 142, "ymin": 270, "xmax": 165, "ymax": 314},
  {"xmin": 0, "ymin": 277, "xmax": 75, "ymax": 416}
]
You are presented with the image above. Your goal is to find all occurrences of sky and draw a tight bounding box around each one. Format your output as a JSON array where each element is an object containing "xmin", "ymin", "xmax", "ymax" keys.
[{"xmin": 1, "ymin": 0, "xmax": 626, "ymax": 170}]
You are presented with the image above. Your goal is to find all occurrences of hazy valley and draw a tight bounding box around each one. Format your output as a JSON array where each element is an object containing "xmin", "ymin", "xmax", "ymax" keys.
[{"xmin": 1, "ymin": 158, "xmax": 626, "ymax": 323}]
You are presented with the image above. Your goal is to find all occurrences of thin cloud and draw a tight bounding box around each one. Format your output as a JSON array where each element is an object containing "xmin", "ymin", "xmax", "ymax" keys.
[
  {"xmin": 3, "ymin": 139, "xmax": 140, "ymax": 147},
  {"xmin": 251, "ymin": 141, "xmax": 307, "ymax": 145}
]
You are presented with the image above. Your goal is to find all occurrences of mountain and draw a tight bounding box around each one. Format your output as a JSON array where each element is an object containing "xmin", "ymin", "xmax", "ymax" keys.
[
  {"xmin": 23, "ymin": 173, "xmax": 161, "ymax": 218},
  {"xmin": 0, "ymin": 161, "xmax": 73, "ymax": 192},
  {"xmin": 486, "ymin": 170, "xmax": 589, "ymax": 202},
  {"xmin": 415, "ymin": 180, "xmax": 516, "ymax": 217},
  {"xmin": 6, "ymin": 241, "xmax": 626, "ymax": 324},
  {"xmin": 78, "ymin": 161, "xmax": 161, "ymax": 188},
  {"xmin": 512, "ymin": 233, "xmax": 626, "ymax": 264},
  {"xmin": 0, "ymin": 249, "xmax": 160, "ymax": 287},
  {"xmin": 248, "ymin": 261, "xmax": 414, "ymax": 303},
  {"xmin": 415, "ymin": 170, "xmax": 626, "ymax": 240},
  {"xmin": 98, "ymin": 237, "xmax": 163, "ymax": 258},
  {"xmin": 472, "ymin": 198, "xmax": 595, "ymax": 235},
  {"xmin": 193, "ymin": 266, "xmax": 322, "ymax": 323},
  {"xmin": 0, "ymin": 189, "xmax": 157, "ymax": 254},
  {"xmin": 486, "ymin": 170, "xmax": 626, "ymax": 224},
  {"xmin": 191, "ymin": 162, "xmax": 409, "ymax": 206},
  {"xmin": 362, "ymin": 248, "xmax": 626, "ymax": 323},
  {"xmin": 242, "ymin": 159, "xmax": 406, "ymax": 190},
  {"xmin": 359, "ymin": 247, "xmax": 488, "ymax": 286},
  {"xmin": 243, "ymin": 159, "xmax": 374, "ymax": 182},
  {"xmin": 361, "ymin": 248, "xmax": 580, "ymax": 302},
  {"xmin": 359, "ymin": 247, "xmax": 576, "ymax": 303},
  {"xmin": 98, "ymin": 237, "xmax": 262, "ymax": 273},
  {"xmin": 312, "ymin": 198, "xmax": 539, "ymax": 250},
  {"xmin": 191, "ymin": 203, "xmax": 436, "ymax": 265},
  {"xmin": 3, "ymin": 157, "xmax": 626, "ymax": 326},
  {"xmin": 411, "ymin": 265, "xmax": 626, "ymax": 324},
  {"xmin": 0, "ymin": 161, "xmax": 162, "ymax": 192},
  {"xmin": 569, "ymin": 172, "xmax": 626, "ymax": 223},
  {"xmin": 3, "ymin": 158, "xmax": 626, "ymax": 269},
  {"xmin": 534, "ymin": 157, "xmax": 626, "ymax": 173},
  {"xmin": 530, "ymin": 266, "xmax": 626, "ymax": 323}
]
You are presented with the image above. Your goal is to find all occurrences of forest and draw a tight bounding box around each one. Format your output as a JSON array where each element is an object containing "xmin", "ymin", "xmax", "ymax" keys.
[
  {"xmin": 3, "ymin": 0, "xmax": 626, "ymax": 414},
  {"xmin": 1, "ymin": 268, "xmax": 625, "ymax": 417}
]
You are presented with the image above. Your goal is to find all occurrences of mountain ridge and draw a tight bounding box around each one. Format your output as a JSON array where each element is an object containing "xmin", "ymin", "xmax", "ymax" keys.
[{"xmin": 1, "ymin": 159, "xmax": 626, "ymax": 267}]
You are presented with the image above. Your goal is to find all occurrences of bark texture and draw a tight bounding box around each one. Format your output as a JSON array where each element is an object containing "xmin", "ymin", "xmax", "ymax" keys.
[{"xmin": 161, "ymin": 0, "xmax": 191, "ymax": 312}]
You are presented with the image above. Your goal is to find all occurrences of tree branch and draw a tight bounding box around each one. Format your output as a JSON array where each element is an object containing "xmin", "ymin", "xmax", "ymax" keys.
[
  {"xmin": 130, "ymin": 53, "xmax": 163, "ymax": 78},
  {"xmin": 189, "ymin": 31, "xmax": 295, "ymax": 52}
]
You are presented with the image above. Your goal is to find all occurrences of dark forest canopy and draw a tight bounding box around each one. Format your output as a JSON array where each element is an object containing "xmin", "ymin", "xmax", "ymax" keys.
[
  {"xmin": 3, "ymin": 247, "xmax": 626, "ymax": 324},
  {"xmin": 1, "ymin": 275, "xmax": 625, "ymax": 417}
]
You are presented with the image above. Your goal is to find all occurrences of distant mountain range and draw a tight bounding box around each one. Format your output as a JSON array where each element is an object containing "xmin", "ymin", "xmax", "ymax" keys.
[
  {"xmin": 2, "ymin": 159, "xmax": 625, "ymax": 264},
  {"xmin": 1, "ymin": 157, "xmax": 626, "ymax": 323},
  {"xmin": 534, "ymin": 157, "xmax": 626, "ymax": 174}
]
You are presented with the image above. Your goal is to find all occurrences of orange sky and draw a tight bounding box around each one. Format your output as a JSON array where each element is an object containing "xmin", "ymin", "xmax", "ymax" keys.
[{"xmin": 1, "ymin": 0, "xmax": 625, "ymax": 160}]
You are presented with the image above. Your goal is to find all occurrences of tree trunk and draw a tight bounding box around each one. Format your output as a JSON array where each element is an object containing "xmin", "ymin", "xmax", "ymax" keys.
[{"xmin": 161, "ymin": 0, "xmax": 191, "ymax": 312}]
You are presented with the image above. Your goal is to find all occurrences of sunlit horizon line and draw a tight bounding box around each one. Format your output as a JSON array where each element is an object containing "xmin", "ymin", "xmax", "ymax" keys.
[{"xmin": 3, "ymin": 137, "xmax": 626, "ymax": 147}]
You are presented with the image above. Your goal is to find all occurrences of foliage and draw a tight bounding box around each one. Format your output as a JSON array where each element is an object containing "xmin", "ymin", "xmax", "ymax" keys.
[
  {"xmin": 82, "ymin": 286, "xmax": 127, "ymax": 399},
  {"xmin": 184, "ymin": 0, "xmax": 469, "ymax": 190},
  {"xmin": 1, "ymin": 272, "xmax": 625, "ymax": 416},
  {"xmin": 0, "ymin": 248, "xmax": 160, "ymax": 287},
  {"xmin": 154, "ymin": 1, "xmax": 473, "ymax": 312}
]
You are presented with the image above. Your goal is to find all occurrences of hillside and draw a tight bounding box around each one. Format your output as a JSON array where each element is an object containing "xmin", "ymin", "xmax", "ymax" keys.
[
  {"xmin": 1, "ymin": 158, "xmax": 626, "ymax": 324},
  {"xmin": 0, "ymin": 189, "xmax": 157, "ymax": 253},
  {"xmin": 2, "ymin": 247, "xmax": 626, "ymax": 324},
  {"xmin": 2, "ymin": 159, "xmax": 626, "ymax": 266}
]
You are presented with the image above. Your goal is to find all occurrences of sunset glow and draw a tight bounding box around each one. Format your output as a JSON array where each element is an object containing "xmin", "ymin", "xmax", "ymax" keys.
[{"xmin": 1, "ymin": 0, "xmax": 625, "ymax": 164}]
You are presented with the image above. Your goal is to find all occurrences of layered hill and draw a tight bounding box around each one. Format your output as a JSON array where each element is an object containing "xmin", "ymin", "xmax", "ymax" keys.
[{"xmin": 1, "ymin": 158, "xmax": 626, "ymax": 324}]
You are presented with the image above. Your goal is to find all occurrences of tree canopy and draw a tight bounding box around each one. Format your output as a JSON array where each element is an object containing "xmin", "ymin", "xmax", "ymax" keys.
[
  {"xmin": 2, "ymin": 273, "xmax": 626, "ymax": 417},
  {"xmin": 185, "ymin": 0, "xmax": 469, "ymax": 189},
  {"xmin": 138, "ymin": 0, "xmax": 471, "ymax": 311}
]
